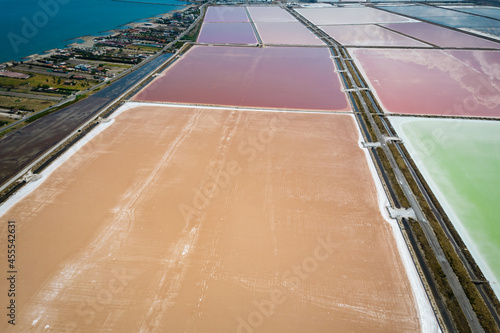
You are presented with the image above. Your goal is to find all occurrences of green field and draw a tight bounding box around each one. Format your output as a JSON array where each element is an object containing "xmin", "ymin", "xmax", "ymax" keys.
[
  {"xmin": 391, "ymin": 117, "xmax": 500, "ymax": 295},
  {"xmin": 0, "ymin": 72, "xmax": 97, "ymax": 92},
  {"xmin": 0, "ymin": 95, "xmax": 53, "ymax": 112}
]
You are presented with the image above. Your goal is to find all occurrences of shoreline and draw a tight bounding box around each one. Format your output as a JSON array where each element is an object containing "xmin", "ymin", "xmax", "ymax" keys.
[{"xmin": 13, "ymin": 3, "xmax": 194, "ymax": 64}]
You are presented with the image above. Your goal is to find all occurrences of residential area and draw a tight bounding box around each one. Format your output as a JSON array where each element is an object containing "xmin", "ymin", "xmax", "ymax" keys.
[{"xmin": 0, "ymin": 5, "xmax": 200, "ymax": 128}]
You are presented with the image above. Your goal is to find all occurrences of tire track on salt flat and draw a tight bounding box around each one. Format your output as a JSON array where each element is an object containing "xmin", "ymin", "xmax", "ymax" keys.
[
  {"xmin": 190, "ymin": 110, "xmax": 242, "ymax": 322},
  {"xmin": 139, "ymin": 110, "xmax": 242, "ymax": 332},
  {"xmin": 264, "ymin": 145, "xmax": 279, "ymax": 258},
  {"xmin": 21, "ymin": 110, "xmax": 204, "ymax": 331}
]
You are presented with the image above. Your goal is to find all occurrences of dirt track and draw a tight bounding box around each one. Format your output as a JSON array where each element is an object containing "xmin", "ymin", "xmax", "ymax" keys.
[{"xmin": 0, "ymin": 105, "xmax": 420, "ymax": 332}]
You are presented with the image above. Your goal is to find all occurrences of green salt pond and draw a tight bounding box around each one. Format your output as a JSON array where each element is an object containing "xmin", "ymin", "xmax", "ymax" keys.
[{"xmin": 391, "ymin": 117, "xmax": 500, "ymax": 295}]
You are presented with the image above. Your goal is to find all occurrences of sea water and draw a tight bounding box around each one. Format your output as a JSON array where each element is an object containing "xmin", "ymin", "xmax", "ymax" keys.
[{"xmin": 0, "ymin": 0, "xmax": 186, "ymax": 63}]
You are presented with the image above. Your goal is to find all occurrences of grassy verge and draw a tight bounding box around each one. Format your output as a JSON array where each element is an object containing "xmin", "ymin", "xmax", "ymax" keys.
[
  {"xmin": 409, "ymin": 218, "xmax": 471, "ymax": 332},
  {"xmin": 344, "ymin": 59, "xmax": 363, "ymax": 88},
  {"xmin": 0, "ymin": 122, "xmax": 24, "ymax": 140},
  {"xmin": 341, "ymin": 39, "xmax": 500, "ymax": 333},
  {"xmin": 0, "ymin": 72, "xmax": 96, "ymax": 91},
  {"xmin": 343, "ymin": 62, "xmax": 409, "ymax": 209},
  {"xmin": 0, "ymin": 117, "xmax": 15, "ymax": 127},
  {"xmin": 389, "ymin": 144, "xmax": 500, "ymax": 332},
  {"xmin": 349, "ymin": 90, "xmax": 374, "ymax": 137},
  {"xmin": 25, "ymin": 94, "xmax": 87, "ymax": 124},
  {"xmin": 398, "ymin": 144, "xmax": 500, "ymax": 313},
  {"xmin": 104, "ymin": 63, "xmax": 134, "ymax": 69},
  {"xmin": 1, "ymin": 93, "xmax": 90, "ymax": 139},
  {"xmin": 0, "ymin": 95, "xmax": 54, "ymax": 112},
  {"xmin": 125, "ymin": 45, "xmax": 162, "ymax": 52},
  {"xmin": 372, "ymin": 113, "xmax": 388, "ymax": 136},
  {"xmin": 375, "ymin": 147, "xmax": 410, "ymax": 208},
  {"xmin": 348, "ymin": 92, "xmax": 410, "ymax": 208}
]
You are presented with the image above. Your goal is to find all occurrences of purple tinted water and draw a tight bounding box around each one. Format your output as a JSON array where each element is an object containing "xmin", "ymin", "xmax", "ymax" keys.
[
  {"xmin": 383, "ymin": 22, "xmax": 500, "ymax": 48},
  {"xmin": 197, "ymin": 23, "xmax": 257, "ymax": 44},
  {"xmin": 204, "ymin": 6, "xmax": 249, "ymax": 23},
  {"xmin": 255, "ymin": 22, "xmax": 324, "ymax": 45},
  {"xmin": 135, "ymin": 46, "xmax": 350, "ymax": 111},
  {"xmin": 247, "ymin": 6, "xmax": 296, "ymax": 22},
  {"xmin": 296, "ymin": 7, "xmax": 413, "ymax": 25},
  {"xmin": 321, "ymin": 25, "xmax": 429, "ymax": 47}
]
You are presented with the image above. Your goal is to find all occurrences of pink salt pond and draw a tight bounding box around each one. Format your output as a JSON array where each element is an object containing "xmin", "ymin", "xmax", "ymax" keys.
[
  {"xmin": 197, "ymin": 23, "xmax": 257, "ymax": 44},
  {"xmin": 296, "ymin": 7, "xmax": 413, "ymax": 25},
  {"xmin": 321, "ymin": 24, "xmax": 429, "ymax": 47},
  {"xmin": 247, "ymin": 6, "xmax": 297, "ymax": 22},
  {"xmin": 350, "ymin": 48, "xmax": 500, "ymax": 118},
  {"xmin": 255, "ymin": 22, "xmax": 324, "ymax": 45},
  {"xmin": 382, "ymin": 22, "xmax": 500, "ymax": 49},
  {"xmin": 204, "ymin": 6, "xmax": 249, "ymax": 23},
  {"xmin": 134, "ymin": 45, "xmax": 350, "ymax": 111}
]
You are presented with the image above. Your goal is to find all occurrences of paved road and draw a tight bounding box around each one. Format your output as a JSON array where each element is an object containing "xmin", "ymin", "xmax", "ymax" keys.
[
  {"xmin": 342, "ymin": 55, "xmax": 483, "ymax": 333},
  {"xmin": 0, "ymin": 53, "xmax": 171, "ymax": 187},
  {"xmin": 0, "ymin": 4, "xmax": 206, "ymax": 189},
  {"xmin": 365, "ymin": 43, "xmax": 500, "ymax": 330},
  {"xmin": 284, "ymin": 5, "xmax": 486, "ymax": 332},
  {"xmin": 339, "ymin": 45, "xmax": 485, "ymax": 333}
]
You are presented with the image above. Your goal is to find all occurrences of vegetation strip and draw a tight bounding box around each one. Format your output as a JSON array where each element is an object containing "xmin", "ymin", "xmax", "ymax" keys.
[
  {"xmin": 336, "ymin": 16, "xmax": 500, "ymax": 331},
  {"xmin": 303, "ymin": 6, "xmax": 500, "ymax": 331}
]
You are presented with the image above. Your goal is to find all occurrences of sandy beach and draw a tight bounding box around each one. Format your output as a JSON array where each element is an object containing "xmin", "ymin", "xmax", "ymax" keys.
[{"xmin": 20, "ymin": 3, "xmax": 196, "ymax": 62}]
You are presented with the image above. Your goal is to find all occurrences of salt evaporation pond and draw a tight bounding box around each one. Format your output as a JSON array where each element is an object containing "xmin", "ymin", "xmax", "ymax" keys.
[
  {"xmin": 296, "ymin": 7, "xmax": 414, "ymax": 25},
  {"xmin": 197, "ymin": 23, "xmax": 257, "ymax": 44},
  {"xmin": 320, "ymin": 24, "xmax": 429, "ymax": 47},
  {"xmin": 378, "ymin": 5, "xmax": 500, "ymax": 36},
  {"xmin": 134, "ymin": 46, "xmax": 350, "ymax": 111},
  {"xmin": 382, "ymin": 22, "xmax": 500, "ymax": 48},
  {"xmin": 391, "ymin": 117, "xmax": 500, "ymax": 296},
  {"xmin": 247, "ymin": 6, "xmax": 296, "ymax": 22},
  {"xmin": 204, "ymin": 6, "xmax": 249, "ymax": 22},
  {"xmin": 444, "ymin": 5, "xmax": 500, "ymax": 20},
  {"xmin": 255, "ymin": 22, "xmax": 324, "ymax": 45},
  {"xmin": 350, "ymin": 48, "xmax": 500, "ymax": 117},
  {"xmin": 0, "ymin": 105, "xmax": 432, "ymax": 331}
]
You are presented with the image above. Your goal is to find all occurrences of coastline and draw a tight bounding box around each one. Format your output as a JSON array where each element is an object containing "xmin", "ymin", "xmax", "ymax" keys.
[
  {"xmin": 15, "ymin": 3, "xmax": 194, "ymax": 64},
  {"xmin": 66, "ymin": 3, "xmax": 196, "ymax": 49}
]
